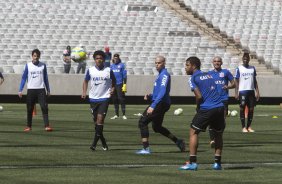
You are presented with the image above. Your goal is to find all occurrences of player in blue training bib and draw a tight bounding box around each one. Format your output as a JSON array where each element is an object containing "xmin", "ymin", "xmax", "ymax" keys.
[
  {"xmin": 207, "ymin": 56, "xmax": 235, "ymax": 147},
  {"xmin": 179, "ymin": 56, "xmax": 224, "ymax": 171}
]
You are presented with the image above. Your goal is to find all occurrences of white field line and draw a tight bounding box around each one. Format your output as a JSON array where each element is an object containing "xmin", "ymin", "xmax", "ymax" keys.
[{"xmin": 0, "ymin": 162, "xmax": 282, "ymax": 169}]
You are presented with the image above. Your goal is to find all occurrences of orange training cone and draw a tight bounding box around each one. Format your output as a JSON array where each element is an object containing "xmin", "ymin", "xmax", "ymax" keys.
[
  {"xmin": 32, "ymin": 105, "xmax": 37, "ymax": 116},
  {"xmin": 244, "ymin": 105, "xmax": 248, "ymax": 119}
]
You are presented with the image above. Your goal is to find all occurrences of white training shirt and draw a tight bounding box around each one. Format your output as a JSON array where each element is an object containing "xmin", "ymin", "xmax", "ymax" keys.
[
  {"xmin": 19, "ymin": 62, "xmax": 50, "ymax": 92},
  {"xmin": 235, "ymin": 65, "xmax": 256, "ymax": 91},
  {"xmin": 85, "ymin": 66, "xmax": 112, "ymax": 101}
]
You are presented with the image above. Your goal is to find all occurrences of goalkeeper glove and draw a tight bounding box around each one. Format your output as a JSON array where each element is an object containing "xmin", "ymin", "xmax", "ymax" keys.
[{"xmin": 122, "ymin": 84, "xmax": 127, "ymax": 93}]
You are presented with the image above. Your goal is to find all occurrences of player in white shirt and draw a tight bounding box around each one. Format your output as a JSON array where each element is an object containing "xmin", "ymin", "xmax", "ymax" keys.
[
  {"xmin": 82, "ymin": 50, "xmax": 116, "ymax": 151},
  {"xmin": 18, "ymin": 49, "xmax": 52, "ymax": 132},
  {"xmin": 235, "ymin": 52, "xmax": 260, "ymax": 133}
]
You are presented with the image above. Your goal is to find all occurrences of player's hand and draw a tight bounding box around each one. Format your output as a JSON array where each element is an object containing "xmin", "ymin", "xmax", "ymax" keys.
[
  {"xmin": 47, "ymin": 92, "xmax": 51, "ymax": 97},
  {"xmin": 222, "ymin": 85, "xmax": 228, "ymax": 90},
  {"xmin": 81, "ymin": 92, "xmax": 87, "ymax": 99},
  {"xmin": 122, "ymin": 84, "xmax": 127, "ymax": 93},
  {"xmin": 234, "ymin": 94, "xmax": 239, "ymax": 100},
  {"xmin": 256, "ymin": 94, "xmax": 260, "ymax": 101},
  {"xmin": 144, "ymin": 94, "xmax": 150, "ymax": 100},
  {"xmin": 18, "ymin": 92, "xmax": 23, "ymax": 98},
  {"xmin": 110, "ymin": 87, "xmax": 115, "ymax": 95},
  {"xmin": 147, "ymin": 107, "xmax": 154, "ymax": 115}
]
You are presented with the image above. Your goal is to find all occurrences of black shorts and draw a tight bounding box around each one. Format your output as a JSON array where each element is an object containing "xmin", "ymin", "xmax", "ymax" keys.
[
  {"xmin": 140, "ymin": 101, "xmax": 170, "ymax": 126},
  {"xmin": 191, "ymin": 107, "xmax": 225, "ymax": 132},
  {"xmin": 222, "ymin": 100, "xmax": 229, "ymax": 115},
  {"xmin": 239, "ymin": 91, "xmax": 256, "ymax": 108},
  {"xmin": 90, "ymin": 99, "xmax": 110, "ymax": 118}
]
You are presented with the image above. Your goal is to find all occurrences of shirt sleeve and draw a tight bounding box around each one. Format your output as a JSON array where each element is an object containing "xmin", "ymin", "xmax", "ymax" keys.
[
  {"xmin": 19, "ymin": 64, "xmax": 28, "ymax": 92},
  {"xmin": 84, "ymin": 69, "xmax": 90, "ymax": 81},
  {"xmin": 150, "ymin": 74, "xmax": 169, "ymax": 109},
  {"xmin": 43, "ymin": 64, "xmax": 50, "ymax": 92},
  {"xmin": 227, "ymin": 70, "xmax": 234, "ymax": 81},
  {"xmin": 189, "ymin": 75, "xmax": 197, "ymax": 91}
]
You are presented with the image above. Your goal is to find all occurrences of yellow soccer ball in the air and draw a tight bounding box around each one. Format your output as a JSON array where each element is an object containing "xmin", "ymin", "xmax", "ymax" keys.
[{"xmin": 71, "ymin": 47, "xmax": 86, "ymax": 62}]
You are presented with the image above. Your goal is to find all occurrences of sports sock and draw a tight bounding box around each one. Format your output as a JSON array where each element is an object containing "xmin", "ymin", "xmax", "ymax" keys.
[
  {"xmin": 240, "ymin": 109, "xmax": 245, "ymax": 128},
  {"xmin": 214, "ymin": 155, "xmax": 221, "ymax": 164},
  {"xmin": 189, "ymin": 155, "xmax": 197, "ymax": 163},
  {"xmin": 142, "ymin": 141, "xmax": 149, "ymax": 149}
]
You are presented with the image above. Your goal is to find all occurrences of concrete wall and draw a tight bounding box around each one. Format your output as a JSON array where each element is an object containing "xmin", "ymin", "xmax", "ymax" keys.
[{"xmin": 1, "ymin": 74, "xmax": 282, "ymax": 98}]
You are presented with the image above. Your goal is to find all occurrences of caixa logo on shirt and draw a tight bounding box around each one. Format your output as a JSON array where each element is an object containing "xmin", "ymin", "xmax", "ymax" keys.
[
  {"xmin": 92, "ymin": 76, "xmax": 107, "ymax": 81},
  {"xmin": 200, "ymin": 74, "xmax": 212, "ymax": 80},
  {"xmin": 161, "ymin": 75, "xmax": 168, "ymax": 86}
]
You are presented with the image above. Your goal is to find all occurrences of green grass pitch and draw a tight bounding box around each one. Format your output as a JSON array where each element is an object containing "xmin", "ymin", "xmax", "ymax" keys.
[{"xmin": 0, "ymin": 103, "xmax": 282, "ymax": 184}]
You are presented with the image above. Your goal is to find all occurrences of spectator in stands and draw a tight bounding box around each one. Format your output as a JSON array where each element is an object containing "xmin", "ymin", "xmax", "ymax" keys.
[
  {"xmin": 18, "ymin": 49, "xmax": 52, "ymax": 132},
  {"xmin": 208, "ymin": 56, "xmax": 235, "ymax": 148},
  {"xmin": 63, "ymin": 46, "xmax": 72, "ymax": 74},
  {"xmin": 135, "ymin": 56, "xmax": 185, "ymax": 155},
  {"xmin": 0, "ymin": 72, "xmax": 4, "ymax": 85},
  {"xmin": 235, "ymin": 52, "xmax": 260, "ymax": 133},
  {"xmin": 104, "ymin": 46, "xmax": 112, "ymax": 67},
  {"xmin": 179, "ymin": 56, "xmax": 224, "ymax": 171},
  {"xmin": 82, "ymin": 50, "xmax": 116, "ymax": 151},
  {"xmin": 110, "ymin": 54, "xmax": 127, "ymax": 120}
]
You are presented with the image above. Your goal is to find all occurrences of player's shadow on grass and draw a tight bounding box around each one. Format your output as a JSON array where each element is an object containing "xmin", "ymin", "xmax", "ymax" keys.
[
  {"xmin": 224, "ymin": 144, "xmax": 264, "ymax": 148},
  {"xmin": 224, "ymin": 166, "xmax": 254, "ymax": 170}
]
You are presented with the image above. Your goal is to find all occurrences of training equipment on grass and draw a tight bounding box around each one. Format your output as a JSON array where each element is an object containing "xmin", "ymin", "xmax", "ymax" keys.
[
  {"xmin": 230, "ymin": 110, "xmax": 238, "ymax": 117},
  {"xmin": 0, "ymin": 105, "xmax": 3, "ymax": 112},
  {"xmin": 174, "ymin": 108, "xmax": 183, "ymax": 116},
  {"xmin": 71, "ymin": 47, "xmax": 86, "ymax": 62}
]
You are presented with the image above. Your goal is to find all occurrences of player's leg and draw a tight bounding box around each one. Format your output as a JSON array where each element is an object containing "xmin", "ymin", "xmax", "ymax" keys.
[
  {"xmin": 116, "ymin": 84, "xmax": 126, "ymax": 118},
  {"xmin": 25, "ymin": 89, "xmax": 37, "ymax": 130},
  {"xmin": 209, "ymin": 101, "xmax": 228, "ymax": 148},
  {"xmin": 246, "ymin": 91, "xmax": 256, "ymax": 132},
  {"xmin": 76, "ymin": 62, "xmax": 82, "ymax": 74},
  {"xmin": 210, "ymin": 107, "xmax": 225, "ymax": 170},
  {"xmin": 81, "ymin": 62, "xmax": 86, "ymax": 74},
  {"xmin": 111, "ymin": 86, "xmax": 119, "ymax": 119},
  {"xmin": 136, "ymin": 105, "xmax": 155, "ymax": 154},
  {"xmin": 37, "ymin": 89, "xmax": 51, "ymax": 130},
  {"xmin": 239, "ymin": 93, "xmax": 248, "ymax": 132},
  {"xmin": 179, "ymin": 110, "xmax": 210, "ymax": 170},
  {"xmin": 151, "ymin": 103, "xmax": 185, "ymax": 152},
  {"xmin": 90, "ymin": 100, "xmax": 110, "ymax": 151}
]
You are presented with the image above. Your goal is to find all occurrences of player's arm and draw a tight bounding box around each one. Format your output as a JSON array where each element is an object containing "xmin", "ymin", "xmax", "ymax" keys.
[
  {"xmin": 254, "ymin": 77, "xmax": 260, "ymax": 101},
  {"xmin": 110, "ymin": 70, "xmax": 116, "ymax": 95},
  {"xmin": 122, "ymin": 67, "xmax": 127, "ymax": 92},
  {"xmin": 224, "ymin": 71, "xmax": 235, "ymax": 90},
  {"xmin": 193, "ymin": 87, "xmax": 202, "ymax": 112},
  {"xmin": 149, "ymin": 74, "xmax": 169, "ymax": 113},
  {"xmin": 82, "ymin": 69, "xmax": 90, "ymax": 99},
  {"xmin": 234, "ymin": 68, "xmax": 240, "ymax": 100},
  {"xmin": 0, "ymin": 72, "xmax": 4, "ymax": 85},
  {"xmin": 18, "ymin": 64, "xmax": 28, "ymax": 98},
  {"xmin": 43, "ymin": 64, "xmax": 51, "ymax": 96}
]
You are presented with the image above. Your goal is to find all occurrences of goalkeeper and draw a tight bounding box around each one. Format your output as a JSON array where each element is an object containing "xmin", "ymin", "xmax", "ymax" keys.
[{"xmin": 110, "ymin": 54, "xmax": 127, "ymax": 120}]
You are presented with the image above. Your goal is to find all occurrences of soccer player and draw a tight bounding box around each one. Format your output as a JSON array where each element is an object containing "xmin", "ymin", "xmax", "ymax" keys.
[
  {"xmin": 110, "ymin": 53, "xmax": 127, "ymax": 120},
  {"xmin": 179, "ymin": 56, "xmax": 224, "ymax": 170},
  {"xmin": 235, "ymin": 52, "xmax": 260, "ymax": 133},
  {"xmin": 104, "ymin": 46, "xmax": 112, "ymax": 67},
  {"xmin": 0, "ymin": 72, "xmax": 4, "ymax": 85},
  {"xmin": 18, "ymin": 49, "xmax": 52, "ymax": 132},
  {"xmin": 82, "ymin": 50, "xmax": 116, "ymax": 151},
  {"xmin": 136, "ymin": 56, "xmax": 185, "ymax": 155},
  {"xmin": 208, "ymin": 56, "xmax": 235, "ymax": 147}
]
